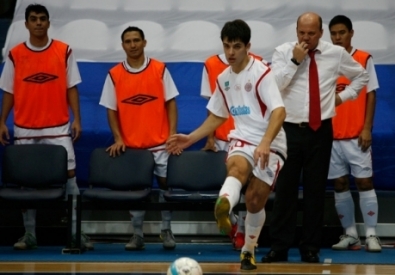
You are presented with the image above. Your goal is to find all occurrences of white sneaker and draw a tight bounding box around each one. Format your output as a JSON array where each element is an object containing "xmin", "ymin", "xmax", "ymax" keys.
[
  {"xmin": 125, "ymin": 234, "xmax": 145, "ymax": 250},
  {"xmin": 160, "ymin": 229, "xmax": 176, "ymax": 250},
  {"xmin": 365, "ymin": 235, "xmax": 382, "ymax": 252},
  {"xmin": 332, "ymin": 235, "xmax": 361, "ymax": 250},
  {"xmin": 14, "ymin": 233, "xmax": 37, "ymax": 250}
]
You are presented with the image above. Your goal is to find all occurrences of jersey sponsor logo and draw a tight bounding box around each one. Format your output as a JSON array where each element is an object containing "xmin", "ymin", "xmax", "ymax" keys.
[
  {"xmin": 234, "ymin": 84, "xmax": 241, "ymax": 91},
  {"xmin": 230, "ymin": 105, "xmax": 250, "ymax": 116},
  {"xmin": 23, "ymin": 72, "xmax": 58, "ymax": 84},
  {"xmin": 122, "ymin": 94, "xmax": 158, "ymax": 105},
  {"xmin": 336, "ymin": 83, "xmax": 348, "ymax": 93}
]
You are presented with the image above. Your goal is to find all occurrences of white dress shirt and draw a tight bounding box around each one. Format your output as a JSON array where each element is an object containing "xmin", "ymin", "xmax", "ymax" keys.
[{"xmin": 271, "ymin": 40, "xmax": 369, "ymax": 123}]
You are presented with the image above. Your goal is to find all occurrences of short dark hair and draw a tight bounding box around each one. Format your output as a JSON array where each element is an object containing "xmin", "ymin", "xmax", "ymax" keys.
[
  {"xmin": 329, "ymin": 15, "xmax": 353, "ymax": 31},
  {"xmin": 220, "ymin": 19, "xmax": 250, "ymax": 45},
  {"xmin": 121, "ymin": 26, "xmax": 145, "ymax": 42},
  {"xmin": 25, "ymin": 4, "xmax": 49, "ymax": 22}
]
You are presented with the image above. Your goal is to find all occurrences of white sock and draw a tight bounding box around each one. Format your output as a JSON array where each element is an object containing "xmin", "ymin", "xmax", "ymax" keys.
[
  {"xmin": 237, "ymin": 194, "xmax": 246, "ymax": 233},
  {"xmin": 219, "ymin": 176, "xmax": 242, "ymax": 212},
  {"xmin": 66, "ymin": 177, "xmax": 80, "ymax": 196},
  {"xmin": 130, "ymin": 210, "xmax": 145, "ymax": 237},
  {"xmin": 359, "ymin": 189, "xmax": 378, "ymax": 236},
  {"xmin": 334, "ymin": 191, "xmax": 358, "ymax": 238},
  {"xmin": 241, "ymin": 207, "xmax": 266, "ymax": 255},
  {"xmin": 159, "ymin": 190, "xmax": 172, "ymax": 230},
  {"xmin": 71, "ymin": 196, "xmax": 77, "ymax": 235},
  {"xmin": 23, "ymin": 209, "xmax": 36, "ymax": 237}
]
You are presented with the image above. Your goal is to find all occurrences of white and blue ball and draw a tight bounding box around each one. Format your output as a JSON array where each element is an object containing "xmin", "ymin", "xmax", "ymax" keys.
[{"xmin": 167, "ymin": 257, "xmax": 203, "ymax": 275}]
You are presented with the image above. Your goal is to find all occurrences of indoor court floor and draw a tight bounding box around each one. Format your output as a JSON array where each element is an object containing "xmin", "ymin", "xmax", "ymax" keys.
[
  {"xmin": 1, "ymin": 262, "xmax": 395, "ymax": 275},
  {"xmin": 1, "ymin": 242, "xmax": 395, "ymax": 275}
]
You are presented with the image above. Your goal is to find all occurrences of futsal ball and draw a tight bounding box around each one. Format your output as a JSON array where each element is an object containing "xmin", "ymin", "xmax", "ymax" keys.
[{"xmin": 167, "ymin": 257, "xmax": 203, "ymax": 275}]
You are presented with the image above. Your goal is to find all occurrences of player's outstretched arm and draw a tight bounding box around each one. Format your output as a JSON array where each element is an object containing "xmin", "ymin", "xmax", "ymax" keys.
[
  {"xmin": 201, "ymin": 110, "xmax": 218, "ymax": 152},
  {"xmin": 166, "ymin": 113, "xmax": 226, "ymax": 154}
]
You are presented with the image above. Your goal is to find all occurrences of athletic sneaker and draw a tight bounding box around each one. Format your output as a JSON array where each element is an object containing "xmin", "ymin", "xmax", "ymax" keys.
[
  {"xmin": 125, "ymin": 234, "xmax": 145, "ymax": 250},
  {"xmin": 240, "ymin": 251, "xmax": 257, "ymax": 270},
  {"xmin": 160, "ymin": 229, "xmax": 176, "ymax": 250},
  {"xmin": 81, "ymin": 232, "xmax": 94, "ymax": 250},
  {"xmin": 71, "ymin": 232, "xmax": 94, "ymax": 250},
  {"xmin": 214, "ymin": 196, "xmax": 232, "ymax": 235},
  {"xmin": 332, "ymin": 235, "xmax": 361, "ymax": 250},
  {"xmin": 233, "ymin": 232, "xmax": 245, "ymax": 251},
  {"xmin": 13, "ymin": 232, "xmax": 37, "ymax": 250},
  {"xmin": 365, "ymin": 235, "xmax": 382, "ymax": 252}
]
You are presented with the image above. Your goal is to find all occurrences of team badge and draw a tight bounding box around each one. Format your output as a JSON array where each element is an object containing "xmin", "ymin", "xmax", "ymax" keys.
[
  {"xmin": 224, "ymin": 81, "xmax": 230, "ymax": 91},
  {"xmin": 244, "ymin": 80, "xmax": 252, "ymax": 92}
]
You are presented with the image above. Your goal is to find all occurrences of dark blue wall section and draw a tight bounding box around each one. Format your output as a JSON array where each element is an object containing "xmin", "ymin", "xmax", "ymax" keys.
[
  {"xmin": 370, "ymin": 65, "xmax": 395, "ymax": 190},
  {"xmin": 0, "ymin": 62, "xmax": 394, "ymax": 189}
]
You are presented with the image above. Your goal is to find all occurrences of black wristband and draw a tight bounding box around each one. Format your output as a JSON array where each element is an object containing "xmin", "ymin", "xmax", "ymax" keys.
[{"xmin": 291, "ymin": 58, "xmax": 300, "ymax": 66}]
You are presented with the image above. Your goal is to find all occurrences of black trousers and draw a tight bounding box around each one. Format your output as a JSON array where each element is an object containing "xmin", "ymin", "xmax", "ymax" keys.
[{"xmin": 269, "ymin": 119, "xmax": 333, "ymax": 253}]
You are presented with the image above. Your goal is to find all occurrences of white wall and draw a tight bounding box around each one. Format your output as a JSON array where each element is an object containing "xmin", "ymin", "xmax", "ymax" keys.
[{"xmin": 2, "ymin": 0, "xmax": 395, "ymax": 64}]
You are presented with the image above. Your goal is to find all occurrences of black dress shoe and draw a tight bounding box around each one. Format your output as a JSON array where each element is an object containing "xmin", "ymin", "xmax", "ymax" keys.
[
  {"xmin": 301, "ymin": 251, "xmax": 319, "ymax": 263},
  {"xmin": 261, "ymin": 250, "xmax": 288, "ymax": 263}
]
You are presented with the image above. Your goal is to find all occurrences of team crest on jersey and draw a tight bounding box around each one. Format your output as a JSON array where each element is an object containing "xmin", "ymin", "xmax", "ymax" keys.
[
  {"xmin": 244, "ymin": 80, "xmax": 252, "ymax": 92},
  {"xmin": 23, "ymin": 73, "xmax": 58, "ymax": 84},
  {"xmin": 122, "ymin": 94, "xmax": 158, "ymax": 105},
  {"xmin": 224, "ymin": 81, "xmax": 230, "ymax": 91}
]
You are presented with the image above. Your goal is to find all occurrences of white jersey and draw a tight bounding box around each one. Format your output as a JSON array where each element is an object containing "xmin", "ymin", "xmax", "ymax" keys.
[
  {"xmin": 207, "ymin": 57, "xmax": 287, "ymax": 158},
  {"xmin": 200, "ymin": 53, "xmax": 269, "ymax": 99},
  {"xmin": 350, "ymin": 48, "xmax": 379, "ymax": 93}
]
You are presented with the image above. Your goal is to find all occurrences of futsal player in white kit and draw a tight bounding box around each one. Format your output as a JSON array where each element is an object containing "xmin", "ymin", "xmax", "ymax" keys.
[{"xmin": 166, "ymin": 19, "xmax": 287, "ymax": 270}]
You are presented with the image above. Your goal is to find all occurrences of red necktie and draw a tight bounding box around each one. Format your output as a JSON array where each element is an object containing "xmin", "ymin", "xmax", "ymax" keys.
[{"xmin": 308, "ymin": 50, "xmax": 321, "ymax": 131}]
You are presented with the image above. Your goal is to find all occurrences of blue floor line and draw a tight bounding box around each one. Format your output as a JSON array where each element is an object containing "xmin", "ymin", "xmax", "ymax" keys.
[{"xmin": 0, "ymin": 243, "xmax": 394, "ymax": 264}]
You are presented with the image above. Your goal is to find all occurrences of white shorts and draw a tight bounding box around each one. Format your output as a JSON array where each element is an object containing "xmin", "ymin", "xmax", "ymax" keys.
[
  {"xmin": 214, "ymin": 138, "xmax": 230, "ymax": 152},
  {"xmin": 149, "ymin": 144, "xmax": 170, "ymax": 178},
  {"xmin": 15, "ymin": 136, "xmax": 76, "ymax": 170},
  {"xmin": 328, "ymin": 139, "xmax": 373, "ymax": 179},
  {"xmin": 228, "ymin": 139, "xmax": 284, "ymax": 187}
]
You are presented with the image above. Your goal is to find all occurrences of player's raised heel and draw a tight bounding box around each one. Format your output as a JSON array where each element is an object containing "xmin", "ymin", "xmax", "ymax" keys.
[{"xmin": 214, "ymin": 196, "xmax": 232, "ymax": 235}]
